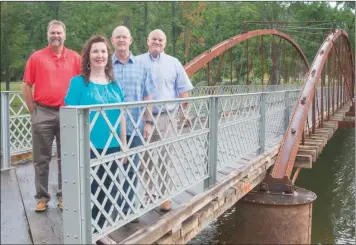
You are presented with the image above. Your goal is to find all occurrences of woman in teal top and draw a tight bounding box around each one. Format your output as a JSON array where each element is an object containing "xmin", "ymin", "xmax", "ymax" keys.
[
  {"xmin": 65, "ymin": 75, "xmax": 125, "ymax": 150},
  {"xmin": 64, "ymin": 35, "xmax": 126, "ymax": 239},
  {"xmin": 64, "ymin": 35, "xmax": 126, "ymax": 152}
]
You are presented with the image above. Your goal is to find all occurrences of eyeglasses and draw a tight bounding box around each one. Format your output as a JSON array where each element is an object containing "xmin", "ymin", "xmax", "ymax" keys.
[{"xmin": 115, "ymin": 36, "xmax": 129, "ymax": 40}]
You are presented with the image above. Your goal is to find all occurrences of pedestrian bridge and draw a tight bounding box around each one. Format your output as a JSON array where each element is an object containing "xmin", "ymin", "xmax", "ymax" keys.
[{"xmin": 1, "ymin": 28, "xmax": 354, "ymax": 244}]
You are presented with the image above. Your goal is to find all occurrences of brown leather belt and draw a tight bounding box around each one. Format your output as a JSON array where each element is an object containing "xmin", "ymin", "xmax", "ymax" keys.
[{"xmin": 35, "ymin": 102, "xmax": 60, "ymax": 111}]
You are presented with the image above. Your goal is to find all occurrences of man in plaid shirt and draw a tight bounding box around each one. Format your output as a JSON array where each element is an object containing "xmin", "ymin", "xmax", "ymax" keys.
[{"xmin": 111, "ymin": 26, "xmax": 156, "ymax": 217}]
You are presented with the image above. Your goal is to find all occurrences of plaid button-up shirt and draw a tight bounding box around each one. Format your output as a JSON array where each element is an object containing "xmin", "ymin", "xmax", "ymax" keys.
[{"xmin": 112, "ymin": 52, "xmax": 156, "ymax": 136}]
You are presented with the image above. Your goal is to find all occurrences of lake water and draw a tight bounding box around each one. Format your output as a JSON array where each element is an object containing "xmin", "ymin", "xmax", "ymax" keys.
[{"xmin": 189, "ymin": 128, "xmax": 355, "ymax": 244}]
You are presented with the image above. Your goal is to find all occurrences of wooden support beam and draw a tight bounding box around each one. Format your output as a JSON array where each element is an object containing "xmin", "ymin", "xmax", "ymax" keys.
[
  {"xmin": 156, "ymin": 229, "xmax": 181, "ymax": 244},
  {"xmin": 294, "ymin": 154, "xmax": 313, "ymax": 168},
  {"xmin": 297, "ymin": 149, "xmax": 317, "ymax": 162},
  {"xmin": 311, "ymin": 132, "xmax": 332, "ymax": 140},
  {"xmin": 337, "ymin": 108, "xmax": 351, "ymax": 113},
  {"xmin": 306, "ymin": 136, "xmax": 328, "ymax": 145},
  {"xmin": 322, "ymin": 122, "xmax": 339, "ymax": 132},
  {"xmin": 323, "ymin": 120, "xmax": 339, "ymax": 125},
  {"xmin": 319, "ymin": 126, "xmax": 337, "ymax": 134},
  {"xmin": 330, "ymin": 116, "xmax": 344, "ymax": 121},
  {"xmin": 303, "ymin": 138, "xmax": 326, "ymax": 147},
  {"xmin": 11, "ymin": 152, "xmax": 33, "ymax": 164},
  {"xmin": 334, "ymin": 112, "xmax": 346, "ymax": 117},
  {"xmin": 313, "ymin": 130, "xmax": 333, "ymax": 139},
  {"xmin": 298, "ymin": 145, "xmax": 320, "ymax": 156},
  {"xmin": 323, "ymin": 120, "xmax": 339, "ymax": 126},
  {"xmin": 301, "ymin": 142, "xmax": 324, "ymax": 152},
  {"xmin": 309, "ymin": 133, "xmax": 329, "ymax": 139}
]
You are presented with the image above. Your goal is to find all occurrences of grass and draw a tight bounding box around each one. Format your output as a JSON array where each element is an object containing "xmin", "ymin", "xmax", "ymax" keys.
[
  {"xmin": 1, "ymin": 81, "xmax": 26, "ymax": 114},
  {"xmin": 1, "ymin": 81, "xmax": 23, "ymax": 92}
]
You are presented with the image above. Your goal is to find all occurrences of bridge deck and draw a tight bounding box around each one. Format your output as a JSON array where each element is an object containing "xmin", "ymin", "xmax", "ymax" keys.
[
  {"xmin": 1, "ymin": 167, "xmax": 32, "ymax": 244},
  {"xmin": 1, "ymin": 161, "xmax": 64, "ymax": 244},
  {"xmin": 1, "ymin": 102, "xmax": 352, "ymax": 244},
  {"xmin": 0, "ymin": 139, "xmax": 280, "ymax": 244}
]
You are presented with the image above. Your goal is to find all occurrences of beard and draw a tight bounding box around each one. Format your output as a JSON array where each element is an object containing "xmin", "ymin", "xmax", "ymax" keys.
[{"xmin": 49, "ymin": 38, "xmax": 63, "ymax": 46}]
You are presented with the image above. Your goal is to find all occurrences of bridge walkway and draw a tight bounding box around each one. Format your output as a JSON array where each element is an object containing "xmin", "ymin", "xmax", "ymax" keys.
[
  {"xmin": 1, "ymin": 99, "xmax": 351, "ymax": 244},
  {"xmin": 1, "ymin": 137, "xmax": 281, "ymax": 244}
]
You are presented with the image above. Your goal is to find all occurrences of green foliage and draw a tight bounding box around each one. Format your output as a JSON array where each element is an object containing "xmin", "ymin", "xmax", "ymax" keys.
[
  {"xmin": 1, "ymin": 3, "xmax": 30, "ymax": 81},
  {"xmin": 1, "ymin": 1, "xmax": 354, "ymax": 82}
]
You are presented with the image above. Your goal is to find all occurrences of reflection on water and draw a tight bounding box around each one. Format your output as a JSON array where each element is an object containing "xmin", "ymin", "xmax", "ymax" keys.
[
  {"xmin": 189, "ymin": 129, "xmax": 355, "ymax": 244},
  {"xmin": 296, "ymin": 128, "xmax": 355, "ymax": 244},
  {"xmin": 188, "ymin": 206, "xmax": 236, "ymax": 245}
]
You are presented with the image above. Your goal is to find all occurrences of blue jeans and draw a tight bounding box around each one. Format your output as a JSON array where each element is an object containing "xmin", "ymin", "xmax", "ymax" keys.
[
  {"xmin": 91, "ymin": 147, "xmax": 121, "ymax": 229},
  {"xmin": 91, "ymin": 137, "xmax": 143, "ymax": 229},
  {"xmin": 116, "ymin": 135, "xmax": 142, "ymax": 214}
]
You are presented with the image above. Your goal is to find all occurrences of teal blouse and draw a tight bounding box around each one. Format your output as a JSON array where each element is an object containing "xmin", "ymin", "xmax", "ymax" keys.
[{"xmin": 64, "ymin": 75, "xmax": 125, "ymax": 150}]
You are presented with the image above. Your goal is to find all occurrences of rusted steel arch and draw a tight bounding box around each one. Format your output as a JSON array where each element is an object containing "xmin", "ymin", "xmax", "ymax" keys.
[
  {"xmin": 183, "ymin": 29, "xmax": 310, "ymax": 77},
  {"xmin": 343, "ymin": 34, "xmax": 355, "ymax": 96},
  {"xmin": 271, "ymin": 29, "xmax": 355, "ymax": 180}
]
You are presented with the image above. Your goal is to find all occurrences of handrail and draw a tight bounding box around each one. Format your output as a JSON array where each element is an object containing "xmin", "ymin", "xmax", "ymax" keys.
[{"xmin": 60, "ymin": 90, "xmax": 301, "ymax": 243}]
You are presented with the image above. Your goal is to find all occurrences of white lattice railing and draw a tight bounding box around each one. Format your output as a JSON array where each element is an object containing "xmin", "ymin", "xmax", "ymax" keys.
[
  {"xmin": 1, "ymin": 85, "xmax": 303, "ymax": 171},
  {"xmin": 60, "ymin": 89, "xmax": 304, "ymax": 243}
]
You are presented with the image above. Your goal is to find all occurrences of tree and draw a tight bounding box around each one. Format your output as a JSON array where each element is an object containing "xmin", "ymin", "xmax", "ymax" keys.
[
  {"xmin": 179, "ymin": 2, "xmax": 207, "ymax": 63},
  {"xmin": 1, "ymin": 2, "xmax": 30, "ymax": 81},
  {"xmin": 0, "ymin": 1, "xmax": 354, "ymax": 82}
]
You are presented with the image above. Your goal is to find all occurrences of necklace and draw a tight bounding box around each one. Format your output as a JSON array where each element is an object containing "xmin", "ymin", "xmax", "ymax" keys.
[{"xmin": 89, "ymin": 75, "xmax": 109, "ymax": 85}]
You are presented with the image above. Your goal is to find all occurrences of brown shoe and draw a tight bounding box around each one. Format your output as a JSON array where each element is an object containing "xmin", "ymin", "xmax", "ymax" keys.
[
  {"xmin": 58, "ymin": 198, "xmax": 63, "ymax": 210},
  {"xmin": 35, "ymin": 201, "xmax": 47, "ymax": 212},
  {"xmin": 159, "ymin": 200, "xmax": 171, "ymax": 212}
]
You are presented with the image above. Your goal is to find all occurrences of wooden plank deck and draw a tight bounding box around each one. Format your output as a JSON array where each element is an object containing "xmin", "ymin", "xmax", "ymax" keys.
[
  {"xmin": 15, "ymin": 161, "xmax": 63, "ymax": 244},
  {"xmin": 1, "ymin": 160, "xmax": 64, "ymax": 244},
  {"xmin": 1, "ymin": 168, "xmax": 32, "ymax": 244},
  {"xmin": 0, "ymin": 139, "xmax": 282, "ymax": 244}
]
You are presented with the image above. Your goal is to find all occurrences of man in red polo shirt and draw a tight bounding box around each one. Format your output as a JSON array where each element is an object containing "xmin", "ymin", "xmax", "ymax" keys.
[{"xmin": 22, "ymin": 20, "xmax": 81, "ymax": 212}]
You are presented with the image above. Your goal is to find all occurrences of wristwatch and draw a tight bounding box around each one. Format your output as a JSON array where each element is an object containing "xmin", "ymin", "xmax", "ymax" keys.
[{"xmin": 145, "ymin": 120, "xmax": 154, "ymax": 125}]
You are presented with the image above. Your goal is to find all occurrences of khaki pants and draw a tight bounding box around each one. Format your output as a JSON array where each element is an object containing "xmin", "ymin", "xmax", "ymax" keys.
[
  {"xmin": 146, "ymin": 113, "xmax": 177, "ymax": 197},
  {"xmin": 31, "ymin": 103, "xmax": 61, "ymax": 203}
]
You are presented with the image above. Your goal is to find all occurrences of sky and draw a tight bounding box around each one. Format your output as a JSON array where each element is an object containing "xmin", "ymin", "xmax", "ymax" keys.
[{"xmin": 328, "ymin": 1, "xmax": 355, "ymax": 13}]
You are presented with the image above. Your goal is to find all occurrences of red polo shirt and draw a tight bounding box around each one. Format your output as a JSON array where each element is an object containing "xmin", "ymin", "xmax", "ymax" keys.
[{"xmin": 23, "ymin": 46, "xmax": 81, "ymax": 106}]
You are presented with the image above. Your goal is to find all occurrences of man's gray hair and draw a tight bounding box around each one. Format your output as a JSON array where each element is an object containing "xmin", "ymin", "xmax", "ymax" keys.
[
  {"xmin": 112, "ymin": 26, "xmax": 131, "ymax": 38},
  {"xmin": 148, "ymin": 29, "xmax": 166, "ymax": 39},
  {"xmin": 47, "ymin": 20, "xmax": 66, "ymax": 33}
]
